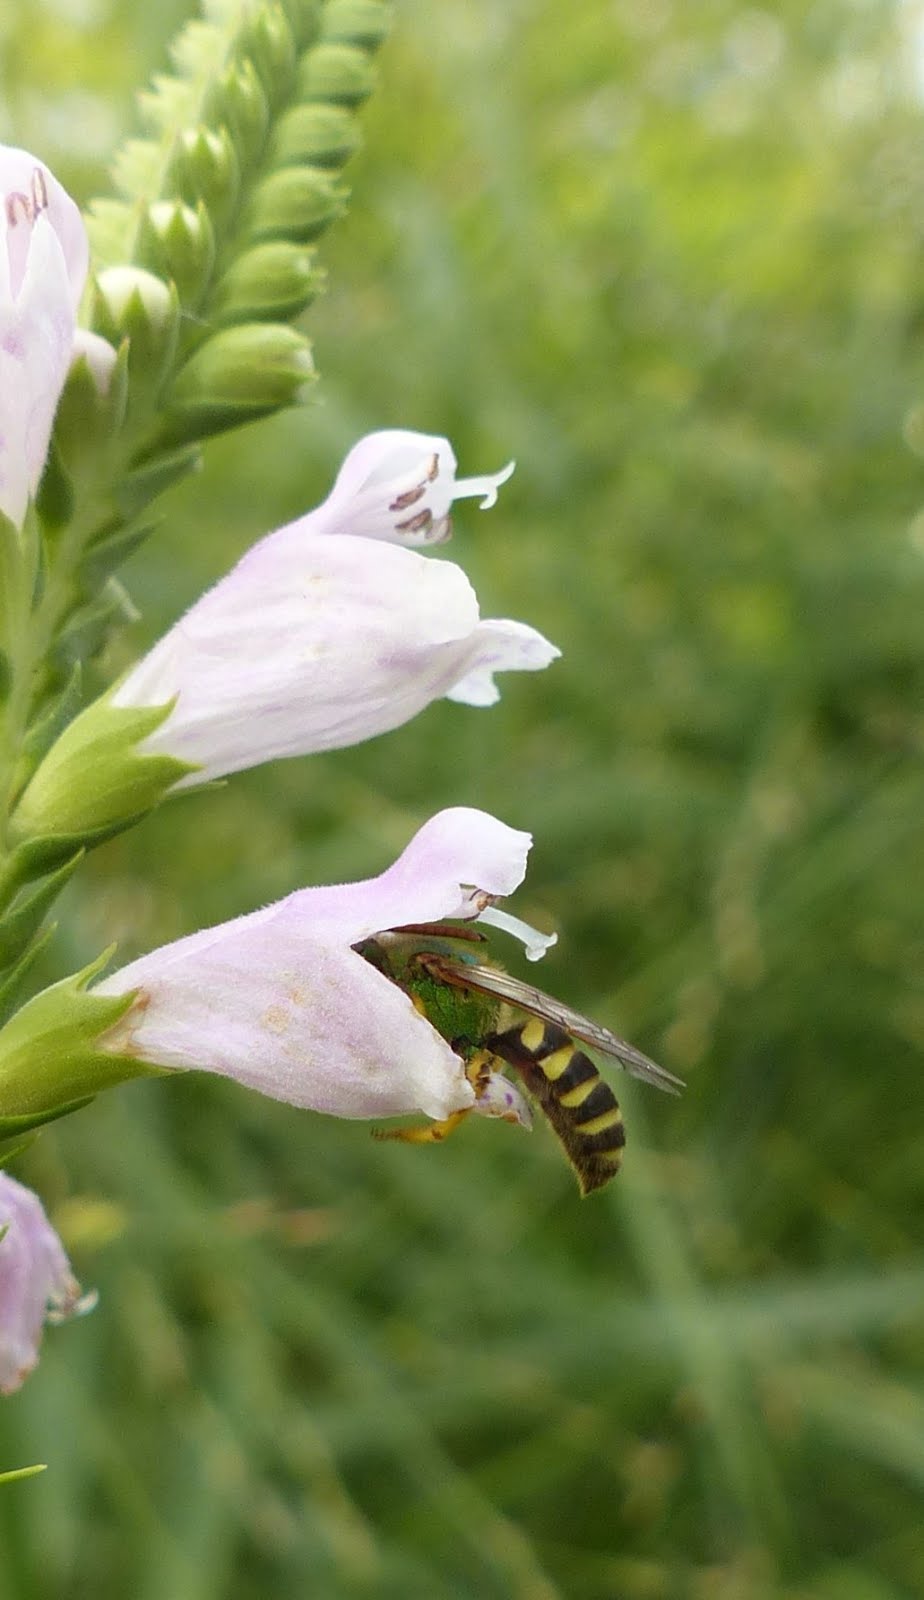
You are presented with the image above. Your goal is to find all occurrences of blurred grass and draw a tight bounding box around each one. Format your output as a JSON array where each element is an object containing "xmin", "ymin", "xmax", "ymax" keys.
[{"xmin": 2, "ymin": 1, "xmax": 924, "ymax": 1596}]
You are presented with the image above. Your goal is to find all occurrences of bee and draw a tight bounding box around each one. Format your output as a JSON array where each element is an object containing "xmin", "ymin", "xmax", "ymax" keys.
[{"xmin": 358, "ymin": 924, "xmax": 682, "ymax": 1196}]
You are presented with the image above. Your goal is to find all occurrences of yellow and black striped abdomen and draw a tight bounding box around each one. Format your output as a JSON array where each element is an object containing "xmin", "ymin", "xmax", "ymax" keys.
[{"xmin": 486, "ymin": 1018, "xmax": 626, "ymax": 1196}]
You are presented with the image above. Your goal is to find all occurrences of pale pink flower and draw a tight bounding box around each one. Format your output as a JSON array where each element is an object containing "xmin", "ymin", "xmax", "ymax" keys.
[
  {"xmin": 0, "ymin": 146, "xmax": 88, "ymax": 527},
  {"xmin": 95, "ymin": 807, "xmax": 537, "ymax": 1126},
  {"xmin": 0, "ymin": 1172, "xmax": 91, "ymax": 1395},
  {"xmin": 111, "ymin": 430, "xmax": 559, "ymax": 781}
]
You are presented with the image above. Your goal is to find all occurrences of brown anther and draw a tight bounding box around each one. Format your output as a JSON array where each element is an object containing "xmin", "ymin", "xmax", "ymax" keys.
[
  {"xmin": 395, "ymin": 507, "xmax": 434, "ymax": 536},
  {"xmin": 30, "ymin": 168, "xmax": 49, "ymax": 215},
  {"xmin": 426, "ymin": 452, "xmax": 440, "ymax": 481},
  {"xmin": 5, "ymin": 170, "xmax": 48, "ymax": 229},
  {"xmin": 5, "ymin": 191, "xmax": 32, "ymax": 227},
  {"xmin": 389, "ymin": 481, "xmax": 427, "ymax": 511}
]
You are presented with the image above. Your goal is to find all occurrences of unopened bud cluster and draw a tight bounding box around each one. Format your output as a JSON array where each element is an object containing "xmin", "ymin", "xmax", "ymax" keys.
[{"xmin": 86, "ymin": 0, "xmax": 392, "ymax": 450}]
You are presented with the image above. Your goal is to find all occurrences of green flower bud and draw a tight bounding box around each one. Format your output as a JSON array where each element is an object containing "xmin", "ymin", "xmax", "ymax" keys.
[
  {"xmin": 91, "ymin": 268, "xmax": 180, "ymax": 392},
  {"xmin": 202, "ymin": 59, "xmax": 270, "ymax": 175},
  {"xmin": 320, "ymin": 0, "xmax": 392, "ymax": 49},
  {"xmin": 248, "ymin": 165, "xmax": 348, "ymax": 244},
  {"xmin": 164, "ymin": 127, "xmax": 240, "ymax": 234},
  {"xmin": 273, "ymin": 103, "xmax": 361, "ymax": 169},
  {"xmin": 298, "ymin": 42, "xmax": 378, "ymax": 107},
  {"xmin": 212, "ymin": 241, "xmax": 325, "ymax": 323},
  {"xmin": 11, "ymin": 694, "xmax": 195, "ymax": 846},
  {"xmin": 137, "ymin": 201, "xmax": 216, "ymax": 309},
  {"xmin": 0, "ymin": 951, "xmax": 157, "ymax": 1134},
  {"xmin": 165, "ymin": 322, "xmax": 316, "ymax": 438}
]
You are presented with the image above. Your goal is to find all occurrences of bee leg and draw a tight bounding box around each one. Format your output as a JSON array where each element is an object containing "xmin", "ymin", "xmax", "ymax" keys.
[
  {"xmin": 370, "ymin": 1050, "xmax": 508, "ymax": 1145},
  {"xmin": 372, "ymin": 1108, "xmax": 471, "ymax": 1144}
]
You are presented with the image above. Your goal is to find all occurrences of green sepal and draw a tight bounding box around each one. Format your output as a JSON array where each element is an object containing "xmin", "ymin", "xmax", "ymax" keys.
[
  {"xmin": 0, "ymin": 924, "xmax": 57, "ymax": 1029},
  {"xmin": 273, "ymin": 103, "xmax": 361, "ymax": 169},
  {"xmin": 164, "ymin": 322, "xmax": 316, "ymax": 441},
  {"xmin": 0, "ymin": 948, "xmax": 162, "ymax": 1124},
  {"xmin": 34, "ymin": 446, "xmax": 75, "ymax": 533},
  {"xmin": 50, "ymin": 577, "xmax": 139, "ymax": 677},
  {"xmin": 280, "ymin": 0, "xmax": 324, "ymax": 51},
  {"xmin": 137, "ymin": 201, "xmax": 216, "ymax": 310},
  {"xmin": 298, "ymin": 42, "xmax": 377, "ymax": 106},
  {"xmin": 212, "ymin": 241, "xmax": 325, "ymax": 324},
  {"xmin": 247, "ymin": 165, "xmax": 348, "ymax": 243},
  {"xmin": 202, "ymin": 60, "xmax": 270, "ymax": 177},
  {"xmin": 0, "ymin": 854, "xmax": 84, "ymax": 971},
  {"xmin": 0, "ymin": 1136, "xmax": 36, "ymax": 1169},
  {"xmin": 0, "ymin": 1095, "xmax": 95, "ymax": 1140},
  {"xmin": 233, "ymin": 5, "xmax": 298, "ymax": 108},
  {"xmin": 116, "ymin": 445, "xmax": 201, "ymax": 519},
  {"xmin": 78, "ymin": 523, "xmax": 156, "ymax": 594},
  {"xmin": 51, "ymin": 339, "xmax": 129, "ymax": 468},
  {"xmin": 16, "ymin": 665, "xmax": 82, "ymax": 784},
  {"xmin": 11, "ymin": 694, "xmax": 197, "ymax": 843}
]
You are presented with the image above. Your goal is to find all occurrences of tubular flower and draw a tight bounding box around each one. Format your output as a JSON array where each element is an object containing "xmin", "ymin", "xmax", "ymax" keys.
[
  {"xmin": 0, "ymin": 145, "xmax": 88, "ymax": 527},
  {"xmin": 0, "ymin": 1172, "xmax": 91, "ymax": 1395},
  {"xmin": 94, "ymin": 807, "xmax": 538, "ymax": 1126},
  {"xmin": 110, "ymin": 430, "xmax": 559, "ymax": 781}
]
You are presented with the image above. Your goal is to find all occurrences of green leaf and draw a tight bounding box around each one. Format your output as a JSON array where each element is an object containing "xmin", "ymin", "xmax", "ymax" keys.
[{"xmin": 0, "ymin": 1466, "xmax": 47, "ymax": 1487}]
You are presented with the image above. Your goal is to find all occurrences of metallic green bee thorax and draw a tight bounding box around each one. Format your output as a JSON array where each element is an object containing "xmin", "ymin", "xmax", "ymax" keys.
[{"xmin": 356, "ymin": 929, "xmax": 499, "ymax": 1057}]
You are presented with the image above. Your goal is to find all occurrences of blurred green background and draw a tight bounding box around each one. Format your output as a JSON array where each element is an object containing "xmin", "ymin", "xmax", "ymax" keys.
[{"xmin": 2, "ymin": 1, "xmax": 924, "ymax": 1595}]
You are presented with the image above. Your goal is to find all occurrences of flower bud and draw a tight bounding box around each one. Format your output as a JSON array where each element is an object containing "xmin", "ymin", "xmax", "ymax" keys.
[
  {"xmin": 298, "ymin": 43, "xmax": 378, "ymax": 107},
  {"xmin": 164, "ymin": 126, "xmax": 240, "ymax": 230},
  {"xmin": 321, "ymin": 0, "xmax": 393, "ymax": 50},
  {"xmin": 273, "ymin": 104, "xmax": 362, "ymax": 169},
  {"xmin": 137, "ymin": 201, "xmax": 216, "ymax": 308},
  {"xmin": 247, "ymin": 165, "xmax": 348, "ymax": 244},
  {"xmin": 165, "ymin": 321, "xmax": 316, "ymax": 437},
  {"xmin": 236, "ymin": 4, "xmax": 298, "ymax": 107},
  {"xmin": 212, "ymin": 241, "xmax": 325, "ymax": 324},
  {"xmin": 91, "ymin": 267, "xmax": 180, "ymax": 391},
  {"xmin": 202, "ymin": 59, "xmax": 270, "ymax": 175}
]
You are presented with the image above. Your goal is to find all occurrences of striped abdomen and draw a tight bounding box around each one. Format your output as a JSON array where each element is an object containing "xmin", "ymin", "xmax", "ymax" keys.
[{"xmin": 486, "ymin": 1018, "xmax": 626, "ymax": 1196}]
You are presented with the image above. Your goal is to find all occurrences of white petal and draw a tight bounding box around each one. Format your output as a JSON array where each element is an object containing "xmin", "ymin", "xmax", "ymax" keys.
[
  {"xmin": 444, "ymin": 618, "xmax": 561, "ymax": 707},
  {"xmin": 0, "ymin": 212, "xmax": 75, "ymax": 526}
]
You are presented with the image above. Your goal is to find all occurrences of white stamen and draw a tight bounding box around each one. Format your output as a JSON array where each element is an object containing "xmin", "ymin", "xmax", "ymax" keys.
[{"xmin": 477, "ymin": 905, "xmax": 558, "ymax": 961}]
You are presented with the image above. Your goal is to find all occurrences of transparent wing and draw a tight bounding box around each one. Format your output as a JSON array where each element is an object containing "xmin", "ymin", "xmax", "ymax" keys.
[{"xmin": 423, "ymin": 957, "xmax": 684, "ymax": 1095}]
